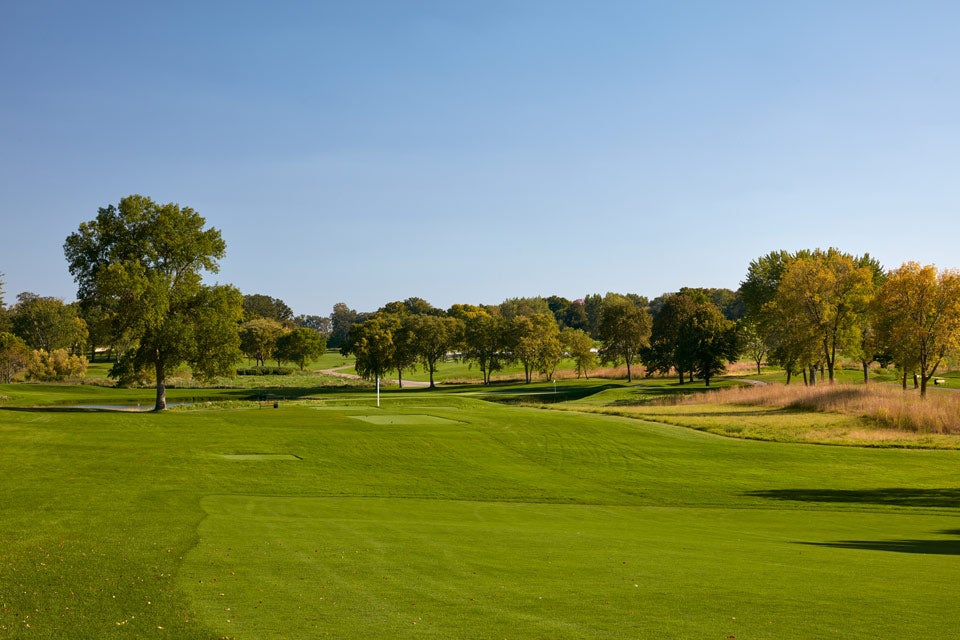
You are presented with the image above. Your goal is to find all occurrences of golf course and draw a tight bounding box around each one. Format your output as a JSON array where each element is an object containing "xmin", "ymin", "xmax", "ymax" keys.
[{"xmin": 2, "ymin": 371, "xmax": 959, "ymax": 639}]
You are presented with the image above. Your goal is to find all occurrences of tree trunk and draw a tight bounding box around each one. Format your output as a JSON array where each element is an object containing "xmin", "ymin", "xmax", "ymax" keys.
[
  {"xmin": 677, "ymin": 368, "xmax": 684, "ymax": 384},
  {"xmin": 154, "ymin": 360, "xmax": 166, "ymax": 411},
  {"xmin": 786, "ymin": 369, "xmax": 792, "ymax": 385},
  {"xmin": 862, "ymin": 361, "xmax": 869, "ymax": 384},
  {"xmin": 397, "ymin": 368, "xmax": 403, "ymax": 389},
  {"xmin": 626, "ymin": 356, "xmax": 632, "ymax": 382},
  {"xmin": 901, "ymin": 369, "xmax": 908, "ymax": 390},
  {"xmin": 802, "ymin": 368, "xmax": 807, "ymax": 386},
  {"xmin": 756, "ymin": 359, "xmax": 762, "ymax": 375},
  {"xmin": 428, "ymin": 363, "xmax": 436, "ymax": 389}
]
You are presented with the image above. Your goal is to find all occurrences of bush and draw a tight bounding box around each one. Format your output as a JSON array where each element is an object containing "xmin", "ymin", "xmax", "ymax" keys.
[
  {"xmin": 236, "ymin": 367, "xmax": 295, "ymax": 376},
  {"xmin": 26, "ymin": 349, "xmax": 88, "ymax": 381}
]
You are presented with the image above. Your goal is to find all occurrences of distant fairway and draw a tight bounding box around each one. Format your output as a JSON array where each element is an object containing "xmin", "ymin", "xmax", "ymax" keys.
[{"xmin": 2, "ymin": 386, "xmax": 960, "ymax": 638}]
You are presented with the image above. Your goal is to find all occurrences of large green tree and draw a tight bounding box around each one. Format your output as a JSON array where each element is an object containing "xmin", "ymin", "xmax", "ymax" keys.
[
  {"xmin": 64, "ymin": 195, "xmax": 242, "ymax": 410},
  {"xmin": 342, "ymin": 315, "xmax": 397, "ymax": 382},
  {"xmin": 561, "ymin": 327, "xmax": 595, "ymax": 379},
  {"xmin": 410, "ymin": 314, "xmax": 462, "ymax": 389},
  {"xmin": 597, "ymin": 293, "xmax": 652, "ymax": 382},
  {"xmin": 11, "ymin": 293, "xmax": 88, "ymax": 353},
  {"xmin": 242, "ymin": 294, "xmax": 293, "ymax": 323},
  {"xmin": 239, "ymin": 317, "xmax": 285, "ymax": 367},
  {"xmin": 277, "ymin": 327, "xmax": 326, "ymax": 371}
]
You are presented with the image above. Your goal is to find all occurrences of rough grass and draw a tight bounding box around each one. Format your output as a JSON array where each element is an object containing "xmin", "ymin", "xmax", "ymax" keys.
[
  {"xmin": 554, "ymin": 379, "xmax": 960, "ymax": 448},
  {"xmin": 675, "ymin": 383, "xmax": 960, "ymax": 435}
]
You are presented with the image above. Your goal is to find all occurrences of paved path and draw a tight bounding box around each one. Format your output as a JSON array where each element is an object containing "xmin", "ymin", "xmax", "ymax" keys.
[{"xmin": 319, "ymin": 366, "xmax": 431, "ymax": 388}]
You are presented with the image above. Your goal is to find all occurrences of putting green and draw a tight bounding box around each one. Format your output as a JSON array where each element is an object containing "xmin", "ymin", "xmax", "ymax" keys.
[{"xmin": 182, "ymin": 495, "xmax": 960, "ymax": 639}]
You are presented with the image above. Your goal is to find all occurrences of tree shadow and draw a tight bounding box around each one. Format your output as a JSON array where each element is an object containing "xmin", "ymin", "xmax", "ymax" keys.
[
  {"xmin": 800, "ymin": 530, "xmax": 960, "ymax": 555},
  {"xmin": 0, "ymin": 406, "xmax": 149, "ymax": 413},
  {"xmin": 744, "ymin": 488, "xmax": 960, "ymax": 509}
]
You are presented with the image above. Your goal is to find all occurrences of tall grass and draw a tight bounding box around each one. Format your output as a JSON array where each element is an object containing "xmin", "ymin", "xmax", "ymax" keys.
[{"xmin": 675, "ymin": 383, "xmax": 960, "ymax": 434}]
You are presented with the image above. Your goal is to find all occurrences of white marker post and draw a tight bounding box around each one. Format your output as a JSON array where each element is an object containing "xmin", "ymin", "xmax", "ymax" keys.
[{"xmin": 376, "ymin": 377, "xmax": 381, "ymax": 407}]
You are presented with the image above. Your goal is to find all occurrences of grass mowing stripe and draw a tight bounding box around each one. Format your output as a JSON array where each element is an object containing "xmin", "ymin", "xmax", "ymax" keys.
[{"xmin": 183, "ymin": 496, "xmax": 960, "ymax": 639}]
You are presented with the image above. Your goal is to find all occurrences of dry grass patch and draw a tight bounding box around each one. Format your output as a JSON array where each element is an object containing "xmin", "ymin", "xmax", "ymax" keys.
[
  {"xmin": 562, "ymin": 382, "xmax": 960, "ymax": 448},
  {"xmin": 675, "ymin": 383, "xmax": 960, "ymax": 435}
]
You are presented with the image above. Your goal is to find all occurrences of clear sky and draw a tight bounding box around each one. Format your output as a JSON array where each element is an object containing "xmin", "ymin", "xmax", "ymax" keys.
[{"xmin": 2, "ymin": 1, "xmax": 959, "ymax": 316}]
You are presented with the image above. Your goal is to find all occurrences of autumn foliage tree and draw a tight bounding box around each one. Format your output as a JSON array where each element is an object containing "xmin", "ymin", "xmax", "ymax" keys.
[
  {"xmin": 770, "ymin": 249, "xmax": 875, "ymax": 383},
  {"xmin": 875, "ymin": 262, "xmax": 960, "ymax": 397}
]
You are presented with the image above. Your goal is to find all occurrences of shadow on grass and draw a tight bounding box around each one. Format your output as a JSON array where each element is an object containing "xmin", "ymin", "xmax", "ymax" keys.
[
  {"xmin": 478, "ymin": 383, "xmax": 623, "ymax": 405},
  {"xmin": 800, "ymin": 532, "xmax": 960, "ymax": 555},
  {"xmin": 745, "ymin": 488, "xmax": 960, "ymax": 509},
  {"xmin": 0, "ymin": 406, "xmax": 148, "ymax": 413}
]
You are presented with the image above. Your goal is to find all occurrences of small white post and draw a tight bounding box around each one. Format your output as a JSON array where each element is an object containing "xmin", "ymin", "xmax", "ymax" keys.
[{"xmin": 376, "ymin": 377, "xmax": 381, "ymax": 407}]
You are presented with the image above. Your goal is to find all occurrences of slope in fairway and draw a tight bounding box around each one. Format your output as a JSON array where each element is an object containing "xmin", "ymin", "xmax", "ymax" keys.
[{"xmin": 183, "ymin": 495, "xmax": 960, "ymax": 639}]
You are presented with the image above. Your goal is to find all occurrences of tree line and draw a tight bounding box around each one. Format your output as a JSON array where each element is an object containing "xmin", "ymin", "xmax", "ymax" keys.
[{"xmin": 1, "ymin": 195, "xmax": 958, "ymax": 409}]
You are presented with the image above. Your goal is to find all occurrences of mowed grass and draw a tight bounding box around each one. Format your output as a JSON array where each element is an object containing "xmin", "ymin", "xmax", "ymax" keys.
[{"xmin": 2, "ymin": 386, "xmax": 960, "ymax": 638}]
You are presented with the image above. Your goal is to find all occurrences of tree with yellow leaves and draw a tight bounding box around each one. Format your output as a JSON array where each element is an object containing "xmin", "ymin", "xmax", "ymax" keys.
[{"xmin": 875, "ymin": 262, "xmax": 960, "ymax": 397}]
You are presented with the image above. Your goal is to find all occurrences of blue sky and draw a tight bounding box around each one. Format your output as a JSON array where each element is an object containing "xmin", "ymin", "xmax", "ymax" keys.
[{"xmin": 2, "ymin": 1, "xmax": 959, "ymax": 316}]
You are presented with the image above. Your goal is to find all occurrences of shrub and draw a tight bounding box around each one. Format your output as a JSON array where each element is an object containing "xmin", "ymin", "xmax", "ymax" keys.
[
  {"xmin": 26, "ymin": 349, "xmax": 88, "ymax": 381},
  {"xmin": 236, "ymin": 367, "xmax": 295, "ymax": 376}
]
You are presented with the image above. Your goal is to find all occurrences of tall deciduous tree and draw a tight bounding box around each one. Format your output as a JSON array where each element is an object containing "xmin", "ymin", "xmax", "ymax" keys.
[
  {"xmin": 452, "ymin": 306, "xmax": 510, "ymax": 385},
  {"xmin": 875, "ymin": 262, "xmax": 960, "ymax": 397},
  {"xmin": 597, "ymin": 293, "xmax": 652, "ymax": 382},
  {"xmin": 561, "ymin": 327, "xmax": 595, "ymax": 378},
  {"xmin": 242, "ymin": 294, "xmax": 293, "ymax": 323},
  {"xmin": 0, "ymin": 332, "xmax": 30, "ymax": 382},
  {"xmin": 239, "ymin": 318, "xmax": 285, "ymax": 366},
  {"xmin": 11, "ymin": 293, "xmax": 88, "ymax": 354},
  {"xmin": 410, "ymin": 314, "xmax": 462, "ymax": 389},
  {"xmin": 687, "ymin": 300, "xmax": 740, "ymax": 386},
  {"xmin": 773, "ymin": 248, "xmax": 874, "ymax": 383},
  {"xmin": 277, "ymin": 327, "xmax": 326, "ymax": 371},
  {"xmin": 329, "ymin": 302, "xmax": 364, "ymax": 349},
  {"xmin": 512, "ymin": 312, "xmax": 562, "ymax": 383},
  {"xmin": 342, "ymin": 315, "xmax": 396, "ymax": 382},
  {"xmin": 64, "ymin": 195, "xmax": 242, "ymax": 410}
]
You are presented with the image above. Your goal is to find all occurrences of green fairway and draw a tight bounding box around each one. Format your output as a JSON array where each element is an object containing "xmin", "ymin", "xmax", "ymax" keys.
[{"xmin": 2, "ymin": 387, "xmax": 960, "ymax": 638}]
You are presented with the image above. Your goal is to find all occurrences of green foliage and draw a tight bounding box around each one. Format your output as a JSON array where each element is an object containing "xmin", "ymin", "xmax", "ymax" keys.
[
  {"xmin": 596, "ymin": 293, "xmax": 652, "ymax": 382},
  {"xmin": 0, "ymin": 331, "xmax": 30, "ymax": 382},
  {"xmin": 561, "ymin": 326, "xmax": 595, "ymax": 378},
  {"xmin": 242, "ymin": 293, "xmax": 293, "ymax": 322},
  {"xmin": 236, "ymin": 366, "xmax": 295, "ymax": 376},
  {"xmin": 329, "ymin": 302, "xmax": 366, "ymax": 348},
  {"xmin": 239, "ymin": 317, "xmax": 285, "ymax": 366},
  {"xmin": 64, "ymin": 195, "xmax": 242, "ymax": 410},
  {"xmin": 277, "ymin": 327, "xmax": 326, "ymax": 371},
  {"xmin": 343, "ymin": 314, "xmax": 398, "ymax": 381},
  {"xmin": 409, "ymin": 314, "xmax": 463, "ymax": 388},
  {"xmin": 459, "ymin": 308, "xmax": 511, "ymax": 385},
  {"xmin": 11, "ymin": 293, "xmax": 88, "ymax": 352}
]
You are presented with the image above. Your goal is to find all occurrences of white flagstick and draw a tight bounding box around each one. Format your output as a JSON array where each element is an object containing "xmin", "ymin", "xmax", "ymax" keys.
[{"xmin": 377, "ymin": 377, "xmax": 380, "ymax": 407}]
